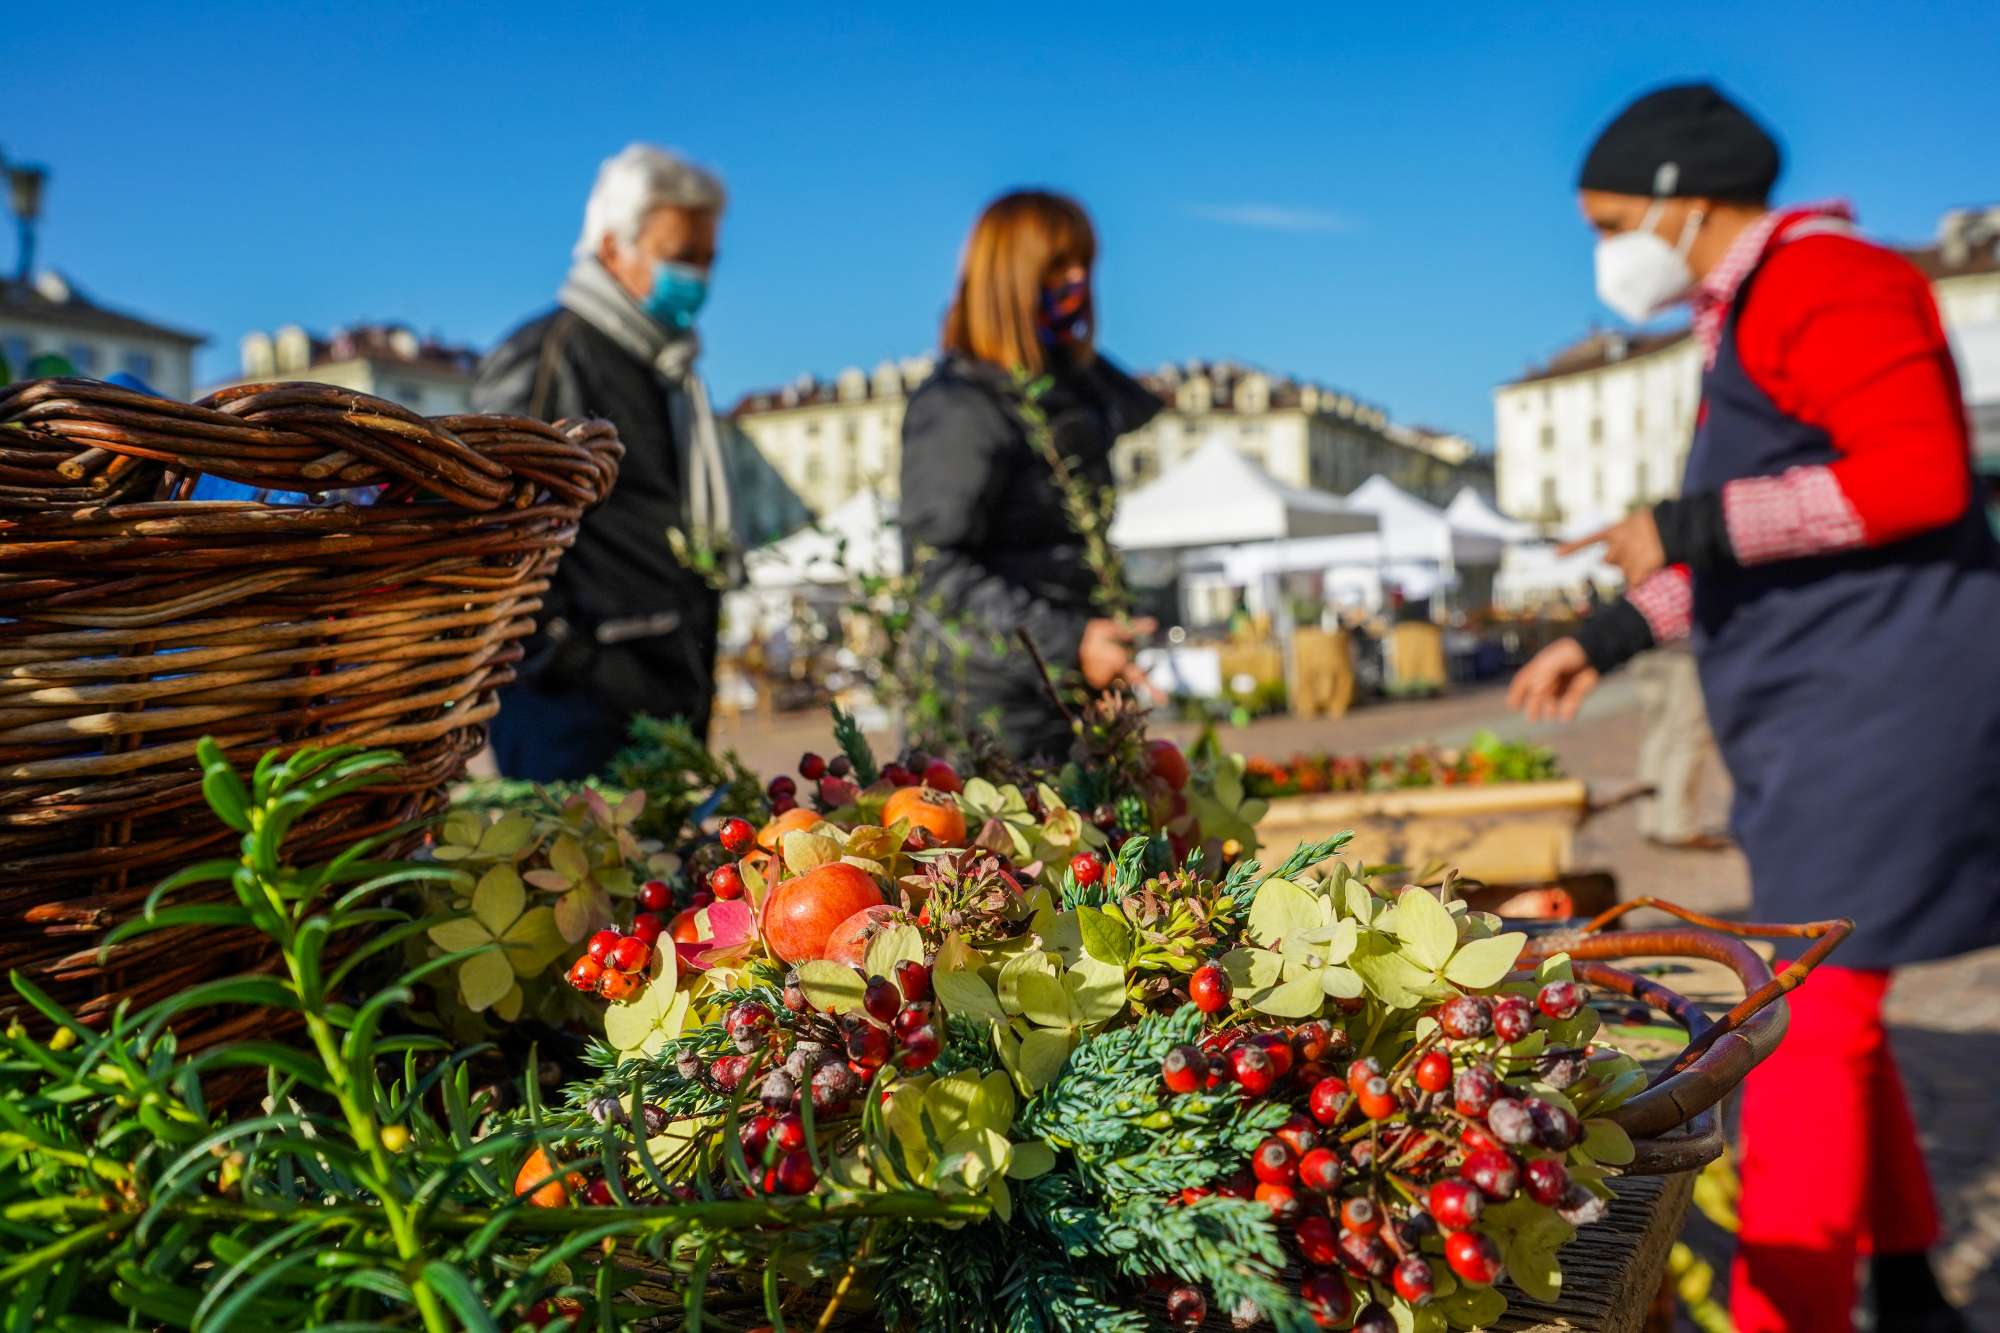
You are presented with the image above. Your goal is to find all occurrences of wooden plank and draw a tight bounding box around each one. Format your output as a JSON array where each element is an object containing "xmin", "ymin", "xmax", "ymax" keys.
[{"xmin": 1496, "ymin": 1166, "xmax": 1695, "ymax": 1332}]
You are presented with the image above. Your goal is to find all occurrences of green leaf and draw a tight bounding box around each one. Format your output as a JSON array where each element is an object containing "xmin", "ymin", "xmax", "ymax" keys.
[
  {"xmin": 864, "ymin": 924, "xmax": 925, "ymax": 985},
  {"xmin": 478, "ymin": 812, "xmax": 536, "ymax": 858},
  {"xmin": 547, "ymin": 832, "xmax": 590, "ymax": 883},
  {"xmin": 457, "ymin": 949, "xmax": 515, "ymax": 1012},
  {"xmin": 1319, "ymin": 965, "xmax": 1364, "ymax": 999},
  {"xmin": 1006, "ymin": 1140, "xmax": 1057, "ymax": 1179},
  {"xmin": 934, "ymin": 966, "xmax": 1007, "ymax": 1024},
  {"xmin": 1064, "ymin": 952, "xmax": 1127, "ymax": 1025},
  {"xmin": 1439, "ymin": 1284, "xmax": 1507, "ymax": 1329},
  {"xmin": 420, "ymin": 1261, "xmax": 501, "ymax": 1333},
  {"xmin": 795, "ymin": 960, "xmax": 868, "ymax": 1013},
  {"xmin": 470, "ymin": 864, "xmax": 525, "ymax": 933},
  {"xmin": 1350, "ymin": 935, "xmax": 1439, "ymax": 1009},
  {"xmin": 1012, "ymin": 970, "xmax": 1078, "ymax": 1029},
  {"xmin": 1219, "ymin": 947, "xmax": 1284, "ymax": 992},
  {"xmin": 1076, "ymin": 905, "xmax": 1133, "ymax": 967},
  {"xmin": 1246, "ymin": 877, "xmax": 1325, "ymax": 948},
  {"xmin": 1250, "ymin": 972, "xmax": 1327, "ymax": 1018},
  {"xmin": 1582, "ymin": 1117, "xmax": 1636, "ymax": 1166},
  {"xmin": 1395, "ymin": 887, "xmax": 1459, "ymax": 971},
  {"xmin": 1536, "ymin": 952, "xmax": 1574, "ymax": 985},
  {"xmin": 1013, "ymin": 1027, "xmax": 1075, "ymax": 1091},
  {"xmin": 782, "ymin": 829, "xmax": 843, "ymax": 873},
  {"xmin": 1443, "ymin": 933, "xmax": 1528, "ymax": 990}
]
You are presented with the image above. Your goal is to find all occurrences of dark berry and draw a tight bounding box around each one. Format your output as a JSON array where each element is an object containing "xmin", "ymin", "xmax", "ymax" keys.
[
  {"xmin": 1252, "ymin": 1136, "xmax": 1299, "ymax": 1186},
  {"xmin": 710, "ymin": 1054, "xmax": 751, "ymax": 1091},
  {"xmin": 690, "ymin": 889, "xmax": 714, "ymax": 909},
  {"xmin": 1164, "ymin": 1285, "xmax": 1207, "ymax": 1327},
  {"xmin": 759, "ymin": 1069, "xmax": 799, "ymax": 1112},
  {"xmin": 1393, "ymin": 1255, "xmax": 1435, "ymax": 1306},
  {"xmin": 1339, "ymin": 1195, "xmax": 1380, "ymax": 1236},
  {"xmin": 863, "ymin": 975, "xmax": 900, "ymax": 1023},
  {"xmin": 881, "ymin": 763, "xmax": 917, "ymax": 787},
  {"xmin": 1189, "ymin": 962, "xmax": 1233, "ymax": 1014},
  {"xmin": 1445, "ymin": 1231, "xmax": 1504, "ymax": 1286},
  {"xmin": 845, "ymin": 1021, "xmax": 890, "ymax": 1070},
  {"xmin": 1228, "ymin": 1044, "xmax": 1275, "ymax": 1097},
  {"xmin": 641, "ymin": 1103, "xmax": 669, "ymax": 1136},
  {"xmin": 1461, "ymin": 1148, "xmax": 1520, "ymax": 1201},
  {"xmin": 893, "ymin": 1004, "xmax": 930, "ymax": 1038},
  {"xmin": 1308, "ymin": 1076, "xmax": 1350, "ymax": 1125},
  {"xmin": 1296, "ymin": 1211, "xmax": 1339, "ymax": 1265},
  {"xmin": 583, "ymin": 1177, "xmax": 615, "ymax": 1206},
  {"xmin": 1354, "ymin": 1303, "xmax": 1397, "ymax": 1333},
  {"xmin": 1162, "ymin": 1044, "xmax": 1206, "ymax": 1095},
  {"xmin": 799, "ymin": 752, "xmax": 827, "ymax": 780},
  {"xmin": 1539, "ymin": 1049, "xmax": 1589, "ymax": 1090},
  {"xmin": 1297, "ymin": 1146, "xmax": 1343, "ymax": 1194},
  {"xmin": 773, "ymin": 1148, "xmax": 817, "ymax": 1195},
  {"xmin": 809, "ymin": 1061, "xmax": 854, "ymax": 1113},
  {"xmin": 899, "ymin": 1026, "xmax": 940, "ymax": 1070},
  {"xmin": 718, "ymin": 817, "xmax": 755, "ymax": 855},
  {"xmin": 1275, "ymin": 1112, "xmax": 1318, "ymax": 1157},
  {"xmin": 1438, "ymin": 994, "xmax": 1494, "ymax": 1040},
  {"xmin": 1493, "ymin": 995, "xmax": 1535, "ymax": 1042},
  {"xmin": 708, "ymin": 863, "xmax": 744, "ymax": 900},
  {"xmin": 1293, "ymin": 1019, "xmax": 1345, "ymax": 1064},
  {"xmin": 771, "ymin": 1111, "xmax": 806, "ymax": 1153},
  {"xmin": 1427, "ymin": 1177, "xmax": 1484, "ymax": 1231},
  {"xmin": 1524, "ymin": 1156, "xmax": 1570, "ymax": 1206},
  {"xmin": 767, "ymin": 775, "xmax": 797, "ymax": 800},
  {"xmin": 1453, "ymin": 1064, "xmax": 1501, "ymax": 1117},
  {"xmin": 894, "ymin": 959, "xmax": 932, "ymax": 1003},
  {"xmin": 1300, "ymin": 1272, "xmax": 1352, "ymax": 1328},
  {"xmin": 922, "ymin": 760, "xmax": 963, "ymax": 793},
  {"xmin": 1537, "ymin": 980, "xmax": 1583, "ymax": 1020},
  {"xmin": 1486, "ymin": 1097, "xmax": 1536, "ymax": 1147},
  {"xmin": 826, "ymin": 754, "xmax": 852, "ymax": 778},
  {"xmin": 1414, "ymin": 1049, "xmax": 1454, "ymax": 1093},
  {"xmin": 586, "ymin": 929, "xmax": 621, "ymax": 963},
  {"xmin": 1069, "ymin": 852, "xmax": 1104, "ymax": 887},
  {"xmin": 1337, "ymin": 1229, "xmax": 1392, "ymax": 1279},
  {"xmin": 770, "ymin": 795, "xmax": 797, "ymax": 816},
  {"xmin": 782, "ymin": 977, "xmax": 808, "ymax": 1013},
  {"xmin": 740, "ymin": 1114, "xmax": 774, "ymax": 1157},
  {"xmin": 1528, "ymin": 1097, "xmax": 1581, "ymax": 1150},
  {"xmin": 1557, "ymin": 1182, "xmax": 1610, "ymax": 1226}
]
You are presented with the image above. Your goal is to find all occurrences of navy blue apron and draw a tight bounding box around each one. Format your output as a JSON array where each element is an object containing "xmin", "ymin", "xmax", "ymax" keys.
[{"xmin": 1683, "ymin": 241, "xmax": 2000, "ymax": 970}]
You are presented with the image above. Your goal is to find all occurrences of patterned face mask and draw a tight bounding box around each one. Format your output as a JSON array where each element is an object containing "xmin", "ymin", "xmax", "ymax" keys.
[{"xmin": 1038, "ymin": 276, "xmax": 1091, "ymax": 346}]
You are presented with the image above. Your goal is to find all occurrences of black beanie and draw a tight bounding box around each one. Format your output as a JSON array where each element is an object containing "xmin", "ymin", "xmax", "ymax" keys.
[{"xmin": 1578, "ymin": 82, "xmax": 1781, "ymax": 202}]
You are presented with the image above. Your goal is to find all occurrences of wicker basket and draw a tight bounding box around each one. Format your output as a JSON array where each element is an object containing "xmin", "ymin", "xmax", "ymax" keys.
[{"xmin": 0, "ymin": 377, "xmax": 622, "ymax": 1046}]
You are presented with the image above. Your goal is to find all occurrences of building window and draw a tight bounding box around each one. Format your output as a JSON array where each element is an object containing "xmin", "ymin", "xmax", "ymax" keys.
[
  {"xmin": 123, "ymin": 350, "xmax": 157, "ymax": 383},
  {"xmin": 1635, "ymin": 403, "xmax": 1646, "ymax": 434},
  {"xmin": 1538, "ymin": 424, "xmax": 1554, "ymax": 450},
  {"xmin": 65, "ymin": 343, "xmax": 99, "ymax": 373},
  {"xmin": 803, "ymin": 456, "xmax": 824, "ymax": 487},
  {"xmin": 843, "ymin": 418, "xmax": 859, "ymax": 444},
  {"xmin": 805, "ymin": 420, "xmax": 821, "ymax": 438},
  {"xmin": 1635, "ymin": 461, "xmax": 1649, "ymax": 499},
  {"xmin": 1593, "ymin": 469, "xmax": 1605, "ymax": 504},
  {"xmin": 1540, "ymin": 476, "xmax": 1559, "ymax": 519},
  {"xmin": 1588, "ymin": 417, "xmax": 1603, "ymax": 445}
]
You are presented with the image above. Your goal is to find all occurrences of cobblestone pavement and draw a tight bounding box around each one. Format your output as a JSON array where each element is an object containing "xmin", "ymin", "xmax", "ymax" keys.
[{"xmin": 717, "ymin": 685, "xmax": 1999, "ymax": 1326}]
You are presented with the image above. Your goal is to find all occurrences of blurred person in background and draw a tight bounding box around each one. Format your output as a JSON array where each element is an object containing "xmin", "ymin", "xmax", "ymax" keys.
[
  {"xmin": 1629, "ymin": 643, "xmax": 1725, "ymax": 851},
  {"xmin": 1510, "ymin": 83, "xmax": 1998, "ymax": 1332},
  {"xmin": 474, "ymin": 144, "xmax": 735, "ymax": 781},
  {"xmin": 899, "ymin": 190, "xmax": 1160, "ymax": 760}
]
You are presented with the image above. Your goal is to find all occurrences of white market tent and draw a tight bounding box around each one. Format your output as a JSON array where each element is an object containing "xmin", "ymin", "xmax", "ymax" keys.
[
  {"xmin": 1950, "ymin": 320, "xmax": 2000, "ymax": 466},
  {"xmin": 743, "ymin": 489, "xmax": 901, "ymax": 588},
  {"xmin": 1493, "ymin": 509, "xmax": 1622, "ymax": 608},
  {"xmin": 1445, "ymin": 486, "xmax": 1537, "ymax": 542},
  {"xmin": 1108, "ymin": 439, "xmax": 1374, "ymax": 550},
  {"xmin": 1344, "ymin": 475, "xmax": 1506, "ymax": 568}
]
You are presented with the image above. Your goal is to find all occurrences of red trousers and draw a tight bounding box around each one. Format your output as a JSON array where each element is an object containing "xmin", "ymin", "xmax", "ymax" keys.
[{"xmin": 1731, "ymin": 967, "xmax": 1940, "ymax": 1332}]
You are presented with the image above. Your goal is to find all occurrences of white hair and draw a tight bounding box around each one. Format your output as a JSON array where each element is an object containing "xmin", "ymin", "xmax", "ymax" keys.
[{"xmin": 574, "ymin": 143, "xmax": 726, "ymax": 261}]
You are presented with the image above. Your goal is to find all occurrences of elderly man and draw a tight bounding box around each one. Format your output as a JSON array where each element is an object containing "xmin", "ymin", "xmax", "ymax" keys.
[{"xmin": 474, "ymin": 144, "xmax": 735, "ymax": 781}]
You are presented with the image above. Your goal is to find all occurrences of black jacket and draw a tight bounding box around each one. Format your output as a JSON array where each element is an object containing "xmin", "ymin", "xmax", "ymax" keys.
[
  {"xmin": 899, "ymin": 352, "xmax": 1160, "ymax": 758},
  {"xmin": 471, "ymin": 308, "xmax": 719, "ymax": 737}
]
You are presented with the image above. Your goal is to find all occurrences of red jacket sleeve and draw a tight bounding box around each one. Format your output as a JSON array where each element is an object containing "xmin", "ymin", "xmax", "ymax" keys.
[{"xmin": 1720, "ymin": 234, "xmax": 1973, "ymax": 563}]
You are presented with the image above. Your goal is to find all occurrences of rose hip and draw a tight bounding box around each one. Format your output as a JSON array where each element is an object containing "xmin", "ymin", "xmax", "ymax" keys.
[
  {"xmin": 1308, "ymin": 1076, "xmax": 1350, "ymax": 1125},
  {"xmin": 1524, "ymin": 1156, "xmax": 1570, "ymax": 1206},
  {"xmin": 1190, "ymin": 962, "xmax": 1233, "ymax": 1014},
  {"xmin": 1300, "ymin": 1272, "xmax": 1352, "ymax": 1328},
  {"xmin": 1492, "ymin": 994, "xmax": 1535, "ymax": 1042},
  {"xmin": 1414, "ymin": 1049, "xmax": 1454, "ymax": 1093},
  {"xmin": 1162, "ymin": 1044, "xmax": 1206, "ymax": 1095},
  {"xmin": 1393, "ymin": 1256, "xmax": 1436, "ymax": 1306},
  {"xmin": 1251, "ymin": 1136, "xmax": 1299, "ymax": 1186},
  {"xmin": 718, "ymin": 816, "xmax": 755, "ymax": 855},
  {"xmin": 1295, "ymin": 1213, "xmax": 1339, "ymax": 1266},
  {"xmin": 1487, "ymin": 1097, "xmax": 1537, "ymax": 1147},
  {"xmin": 1537, "ymin": 980, "xmax": 1583, "ymax": 1020},
  {"xmin": 1445, "ymin": 1231, "xmax": 1504, "ymax": 1285},
  {"xmin": 1297, "ymin": 1146, "xmax": 1343, "ymax": 1194},
  {"xmin": 1461, "ymin": 1147, "xmax": 1520, "ymax": 1201},
  {"xmin": 1427, "ymin": 1177, "xmax": 1484, "ymax": 1231},
  {"xmin": 1438, "ymin": 994, "xmax": 1494, "ymax": 1040}
]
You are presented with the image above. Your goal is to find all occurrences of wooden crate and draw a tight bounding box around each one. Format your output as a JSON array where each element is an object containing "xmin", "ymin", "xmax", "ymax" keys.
[{"xmin": 1258, "ymin": 780, "xmax": 1591, "ymax": 884}]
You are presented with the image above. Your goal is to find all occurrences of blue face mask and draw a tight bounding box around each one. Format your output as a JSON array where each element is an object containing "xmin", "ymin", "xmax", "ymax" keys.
[{"xmin": 644, "ymin": 260, "xmax": 710, "ymax": 331}]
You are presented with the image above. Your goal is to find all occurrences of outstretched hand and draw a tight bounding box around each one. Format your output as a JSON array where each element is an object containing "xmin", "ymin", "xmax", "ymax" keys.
[
  {"xmin": 1507, "ymin": 637, "xmax": 1601, "ymax": 723},
  {"xmin": 1080, "ymin": 616, "xmax": 1162, "ymax": 700},
  {"xmin": 1559, "ymin": 508, "xmax": 1666, "ymax": 586}
]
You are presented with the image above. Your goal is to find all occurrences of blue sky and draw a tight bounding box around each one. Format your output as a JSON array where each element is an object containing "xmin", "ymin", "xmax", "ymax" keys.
[{"xmin": 12, "ymin": 2, "xmax": 1995, "ymax": 444}]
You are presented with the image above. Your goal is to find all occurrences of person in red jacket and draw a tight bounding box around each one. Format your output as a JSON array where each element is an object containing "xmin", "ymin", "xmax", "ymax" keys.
[{"xmin": 1512, "ymin": 83, "xmax": 1997, "ymax": 1332}]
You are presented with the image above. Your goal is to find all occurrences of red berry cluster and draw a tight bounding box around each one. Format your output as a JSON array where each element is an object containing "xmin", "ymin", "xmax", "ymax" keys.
[
  {"xmin": 782, "ymin": 748, "xmax": 963, "ymax": 816},
  {"xmin": 1154, "ymin": 979, "xmax": 1610, "ymax": 1325},
  {"xmin": 566, "ymin": 917, "xmax": 660, "ymax": 1001}
]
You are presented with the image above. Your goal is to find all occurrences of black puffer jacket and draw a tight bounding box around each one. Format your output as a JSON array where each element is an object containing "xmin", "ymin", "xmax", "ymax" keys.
[
  {"xmin": 472, "ymin": 309, "xmax": 719, "ymax": 752},
  {"xmin": 899, "ymin": 352, "xmax": 1160, "ymax": 759}
]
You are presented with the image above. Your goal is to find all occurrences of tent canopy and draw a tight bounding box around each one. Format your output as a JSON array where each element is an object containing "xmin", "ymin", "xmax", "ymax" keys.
[
  {"xmin": 744, "ymin": 489, "xmax": 901, "ymax": 589},
  {"xmin": 1109, "ymin": 439, "xmax": 1375, "ymax": 550},
  {"xmin": 1342, "ymin": 475, "xmax": 1505, "ymax": 567},
  {"xmin": 1445, "ymin": 486, "xmax": 1536, "ymax": 542}
]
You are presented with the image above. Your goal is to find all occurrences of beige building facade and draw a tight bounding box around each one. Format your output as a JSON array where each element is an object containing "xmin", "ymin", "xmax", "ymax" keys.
[
  {"xmin": 220, "ymin": 323, "xmax": 479, "ymax": 415},
  {"xmin": 0, "ymin": 271, "xmax": 202, "ymax": 398}
]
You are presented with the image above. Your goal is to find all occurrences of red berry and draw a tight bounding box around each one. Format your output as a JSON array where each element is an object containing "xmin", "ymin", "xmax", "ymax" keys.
[
  {"xmin": 773, "ymin": 1148, "xmax": 817, "ymax": 1195},
  {"xmin": 1339, "ymin": 1195, "xmax": 1381, "ymax": 1236},
  {"xmin": 1338, "ymin": 1229, "xmax": 1393, "ymax": 1279},
  {"xmin": 1345, "ymin": 1056, "xmax": 1382, "ymax": 1087},
  {"xmin": 1453, "ymin": 1065, "xmax": 1502, "ymax": 1118},
  {"xmin": 725, "ymin": 1002, "xmax": 773, "ymax": 1044},
  {"xmin": 525, "ymin": 1296, "xmax": 585, "ymax": 1328},
  {"xmin": 740, "ymin": 1113, "xmax": 775, "ymax": 1157},
  {"xmin": 1164, "ymin": 1285, "xmax": 1207, "ymax": 1326},
  {"xmin": 566, "ymin": 955, "xmax": 604, "ymax": 991},
  {"xmin": 799, "ymin": 752, "xmax": 827, "ymax": 780},
  {"xmin": 1300, "ymin": 1272, "xmax": 1352, "ymax": 1328},
  {"xmin": 1162, "ymin": 1044, "xmax": 1206, "ymax": 1095},
  {"xmin": 638, "ymin": 879, "xmax": 672, "ymax": 913},
  {"xmin": 1461, "ymin": 1148, "xmax": 1520, "ymax": 1201},
  {"xmin": 1308, "ymin": 1076, "xmax": 1349, "ymax": 1125},
  {"xmin": 1297, "ymin": 1146, "xmax": 1343, "ymax": 1194},
  {"xmin": 1428, "ymin": 1178, "xmax": 1484, "ymax": 1231},
  {"xmin": 1189, "ymin": 962, "xmax": 1232, "ymax": 1014},
  {"xmin": 863, "ymin": 975, "xmax": 900, "ymax": 1023},
  {"xmin": 1354, "ymin": 1301, "xmax": 1396, "ymax": 1333},
  {"xmin": 608, "ymin": 936, "xmax": 651, "ymax": 974},
  {"xmin": 881, "ymin": 763, "xmax": 917, "ymax": 787},
  {"xmin": 1252, "ymin": 1032, "xmax": 1295, "ymax": 1079},
  {"xmin": 1486, "ymin": 1097, "xmax": 1536, "ymax": 1147},
  {"xmin": 893, "ymin": 1004, "xmax": 930, "ymax": 1038},
  {"xmin": 1537, "ymin": 980, "xmax": 1583, "ymax": 1021},
  {"xmin": 1228, "ymin": 1044, "xmax": 1276, "ymax": 1096},
  {"xmin": 771, "ymin": 1111, "xmax": 806, "ymax": 1154},
  {"xmin": 1414, "ymin": 1049, "xmax": 1454, "ymax": 1093},
  {"xmin": 827, "ymin": 754, "xmax": 852, "ymax": 778},
  {"xmin": 767, "ymin": 775, "xmax": 797, "ymax": 800},
  {"xmin": 1348, "ymin": 1138, "xmax": 1378, "ymax": 1170},
  {"xmin": 597, "ymin": 968, "xmax": 640, "ymax": 1001},
  {"xmin": 1524, "ymin": 1156, "xmax": 1570, "ymax": 1206},
  {"xmin": 583, "ymin": 1177, "xmax": 614, "ymax": 1206},
  {"xmin": 1295, "ymin": 1213, "xmax": 1339, "ymax": 1266},
  {"xmin": 1493, "ymin": 995, "xmax": 1534, "ymax": 1042},
  {"xmin": 894, "ymin": 959, "xmax": 932, "ymax": 1003},
  {"xmin": 1275, "ymin": 1112, "xmax": 1318, "ymax": 1157},
  {"xmin": 1356, "ymin": 1075, "xmax": 1396, "ymax": 1120},
  {"xmin": 1438, "ymin": 995, "xmax": 1494, "ymax": 1040},
  {"xmin": 709, "ymin": 863, "xmax": 744, "ymax": 900},
  {"xmin": 1460, "ymin": 1122, "xmax": 1504, "ymax": 1155},
  {"xmin": 1292, "ymin": 1019, "xmax": 1345, "ymax": 1064},
  {"xmin": 922, "ymin": 760, "xmax": 963, "ymax": 794},
  {"xmin": 719, "ymin": 816, "xmax": 756, "ymax": 855},
  {"xmin": 1251, "ymin": 1136, "xmax": 1299, "ymax": 1186},
  {"xmin": 1445, "ymin": 1231, "xmax": 1504, "ymax": 1286},
  {"xmin": 1254, "ymin": 1181, "xmax": 1300, "ymax": 1219},
  {"xmin": 1069, "ymin": 852, "xmax": 1104, "ymax": 887},
  {"xmin": 899, "ymin": 1025, "xmax": 940, "ymax": 1071},
  {"xmin": 586, "ymin": 929, "xmax": 622, "ymax": 963},
  {"xmin": 1216, "ymin": 1168, "xmax": 1257, "ymax": 1200},
  {"xmin": 1393, "ymin": 1256, "xmax": 1435, "ymax": 1306},
  {"xmin": 770, "ymin": 795, "xmax": 797, "ymax": 816},
  {"xmin": 845, "ymin": 1021, "xmax": 890, "ymax": 1070},
  {"xmin": 1528, "ymin": 1097, "xmax": 1581, "ymax": 1150},
  {"xmin": 629, "ymin": 911, "xmax": 664, "ymax": 944}
]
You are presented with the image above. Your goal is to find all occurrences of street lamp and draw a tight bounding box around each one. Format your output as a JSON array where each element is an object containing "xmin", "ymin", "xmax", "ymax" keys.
[{"xmin": 0, "ymin": 150, "xmax": 48, "ymax": 283}]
